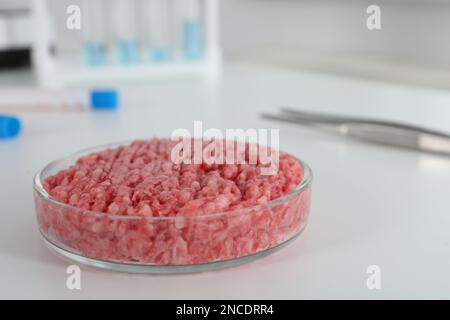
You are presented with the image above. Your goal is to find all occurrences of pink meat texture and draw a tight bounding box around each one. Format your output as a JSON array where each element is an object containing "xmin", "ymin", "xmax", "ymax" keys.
[{"xmin": 35, "ymin": 138, "xmax": 311, "ymax": 265}]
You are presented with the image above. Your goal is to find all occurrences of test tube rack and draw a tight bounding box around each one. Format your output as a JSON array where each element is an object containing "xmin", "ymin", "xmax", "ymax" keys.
[{"xmin": 30, "ymin": 0, "xmax": 221, "ymax": 87}]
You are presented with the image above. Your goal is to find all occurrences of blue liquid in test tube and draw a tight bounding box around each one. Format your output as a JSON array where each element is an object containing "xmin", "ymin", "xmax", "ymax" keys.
[
  {"xmin": 82, "ymin": 0, "xmax": 106, "ymax": 66},
  {"xmin": 83, "ymin": 42, "xmax": 105, "ymax": 66},
  {"xmin": 113, "ymin": 0, "xmax": 139, "ymax": 64},
  {"xmin": 147, "ymin": 0, "xmax": 172, "ymax": 62},
  {"xmin": 182, "ymin": 0, "xmax": 202, "ymax": 60},
  {"xmin": 117, "ymin": 39, "xmax": 139, "ymax": 64}
]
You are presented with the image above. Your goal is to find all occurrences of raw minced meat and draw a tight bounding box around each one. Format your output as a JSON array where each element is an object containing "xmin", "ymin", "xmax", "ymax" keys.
[
  {"xmin": 35, "ymin": 138, "xmax": 311, "ymax": 265},
  {"xmin": 43, "ymin": 138, "xmax": 302, "ymax": 217}
]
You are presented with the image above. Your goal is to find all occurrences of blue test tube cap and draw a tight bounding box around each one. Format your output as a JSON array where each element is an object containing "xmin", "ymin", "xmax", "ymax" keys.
[
  {"xmin": 0, "ymin": 115, "xmax": 21, "ymax": 139},
  {"xmin": 90, "ymin": 90, "xmax": 119, "ymax": 110}
]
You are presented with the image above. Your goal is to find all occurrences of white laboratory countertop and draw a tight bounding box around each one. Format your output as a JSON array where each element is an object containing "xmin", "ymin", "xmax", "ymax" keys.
[{"xmin": 0, "ymin": 64, "xmax": 450, "ymax": 299}]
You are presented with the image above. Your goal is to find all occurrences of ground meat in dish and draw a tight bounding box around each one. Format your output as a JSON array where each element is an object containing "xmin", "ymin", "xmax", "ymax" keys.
[
  {"xmin": 43, "ymin": 138, "xmax": 303, "ymax": 217},
  {"xmin": 35, "ymin": 138, "xmax": 311, "ymax": 265}
]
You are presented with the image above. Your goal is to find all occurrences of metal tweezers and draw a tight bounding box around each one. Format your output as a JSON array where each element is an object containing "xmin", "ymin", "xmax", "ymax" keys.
[{"xmin": 261, "ymin": 107, "xmax": 450, "ymax": 155}]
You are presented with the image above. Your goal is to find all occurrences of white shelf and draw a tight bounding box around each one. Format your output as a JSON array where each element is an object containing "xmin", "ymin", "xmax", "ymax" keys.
[{"xmin": 43, "ymin": 59, "xmax": 220, "ymax": 86}]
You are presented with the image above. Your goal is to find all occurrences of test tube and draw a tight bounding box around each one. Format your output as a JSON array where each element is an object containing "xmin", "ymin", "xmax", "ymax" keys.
[
  {"xmin": 82, "ymin": 0, "xmax": 107, "ymax": 66},
  {"xmin": 147, "ymin": 0, "xmax": 172, "ymax": 62},
  {"xmin": 181, "ymin": 0, "xmax": 202, "ymax": 60},
  {"xmin": 112, "ymin": 0, "xmax": 139, "ymax": 64},
  {"xmin": 0, "ymin": 89, "xmax": 118, "ymax": 113}
]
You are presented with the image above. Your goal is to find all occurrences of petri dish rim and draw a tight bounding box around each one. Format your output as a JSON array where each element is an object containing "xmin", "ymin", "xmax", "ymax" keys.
[{"xmin": 33, "ymin": 140, "xmax": 313, "ymax": 222}]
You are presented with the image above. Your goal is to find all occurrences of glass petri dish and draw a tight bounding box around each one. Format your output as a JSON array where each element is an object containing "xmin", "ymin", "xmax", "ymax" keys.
[{"xmin": 33, "ymin": 142, "xmax": 313, "ymax": 273}]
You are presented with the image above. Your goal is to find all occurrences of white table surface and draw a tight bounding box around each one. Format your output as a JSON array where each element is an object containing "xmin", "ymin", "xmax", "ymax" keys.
[{"xmin": 0, "ymin": 64, "xmax": 449, "ymax": 299}]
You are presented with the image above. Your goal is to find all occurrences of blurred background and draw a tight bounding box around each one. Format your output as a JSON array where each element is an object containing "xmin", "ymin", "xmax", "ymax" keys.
[
  {"xmin": 223, "ymin": 0, "xmax": 450, "ymax": 89},
  {"xmin": 1, "ymin": 0, "xmax": 450, "ymax": 88},
  {"xmin": 1, "ymin": 0, "xmax": 450, "ymax": 143},
  {"xmin": 1, "ymin": 0, "xmax": 450, "ymax": 141}
]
